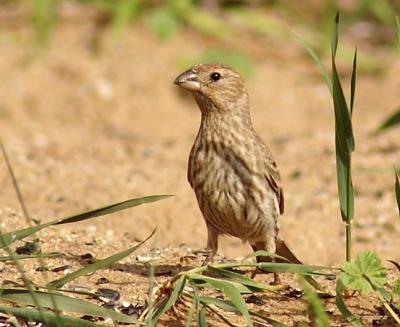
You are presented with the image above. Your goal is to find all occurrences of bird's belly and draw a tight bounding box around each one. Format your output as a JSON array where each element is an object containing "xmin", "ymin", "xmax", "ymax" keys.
[
  {"xmin": 189, "ymin": 144, "xmax": 277, "ymax": 242},
  {"xmin": 192, "ymin": 167, "xmax": 268, "ymax": 241}
]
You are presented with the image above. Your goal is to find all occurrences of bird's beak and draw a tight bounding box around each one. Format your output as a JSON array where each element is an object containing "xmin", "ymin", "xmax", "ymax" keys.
[{"xmin": 174, "ymin": 70, "xmax": 201, "ymax": 92}]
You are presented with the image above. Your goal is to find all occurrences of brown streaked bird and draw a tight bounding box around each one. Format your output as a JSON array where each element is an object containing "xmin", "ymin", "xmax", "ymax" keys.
[{"xmin": 174, "ymin": 63, "xmax": 301, "ymax": 275}]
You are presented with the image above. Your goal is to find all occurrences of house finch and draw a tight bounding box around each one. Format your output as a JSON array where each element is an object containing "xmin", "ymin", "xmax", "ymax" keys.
[{"xmin": 174, "ymin": 63, "xmax": 302, "ymax": 274}]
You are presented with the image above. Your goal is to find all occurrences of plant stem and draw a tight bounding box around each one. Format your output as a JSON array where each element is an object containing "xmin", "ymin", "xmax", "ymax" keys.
[
  {"xmin": 345, "ymin": 222, "xmax": 352, "ymax": 262},
  {"xmin": 376, "ymin": 291, "xmax": 400, "ymax": 325},
  {"xmin": 345, "ymin": 150, "xmax": 353, "ymax": 262}
]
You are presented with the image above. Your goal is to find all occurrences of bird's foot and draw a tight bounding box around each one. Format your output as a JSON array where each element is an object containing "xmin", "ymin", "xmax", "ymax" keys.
[
  {"xmin": 271, "ymin": 272, "xmax": 281, "ymax": 285},
  {"xmin": 194, "ymin": 249, "xmax": 215, "ymax": 266},
  {"xmin": 250, "ymin": 269, "xmax": 284, "ymax": 286}
]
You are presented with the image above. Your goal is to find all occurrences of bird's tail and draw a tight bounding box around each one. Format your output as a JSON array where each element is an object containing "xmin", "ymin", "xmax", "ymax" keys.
[
  {"xmin": 276, "ymin": 239, "xmax": 303, "ymax": 264},
  {"xmin": 251, "ymin": 239, "xmax": 325, "ymax": 291},
  {"xmin": 251, "ymin": 239, "xmax": 302, "ymax": 264}
]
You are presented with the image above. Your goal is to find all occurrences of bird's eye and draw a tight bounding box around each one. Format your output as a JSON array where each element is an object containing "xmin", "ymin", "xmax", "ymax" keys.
[{"xmin": 210, "ymin": 72, "xmax": 221, "ymax": 81}]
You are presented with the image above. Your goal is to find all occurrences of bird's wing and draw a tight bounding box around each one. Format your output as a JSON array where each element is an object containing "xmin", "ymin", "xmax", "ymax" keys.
[{"xmin": 262, "ymin": 146, "xmax": 285, "ymax": 215}]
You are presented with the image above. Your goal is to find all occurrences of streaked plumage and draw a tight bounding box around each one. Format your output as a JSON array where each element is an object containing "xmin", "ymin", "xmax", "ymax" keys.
[{"xmin": 174, "ymin": 63, "xmax": 300, "ymax": 267}]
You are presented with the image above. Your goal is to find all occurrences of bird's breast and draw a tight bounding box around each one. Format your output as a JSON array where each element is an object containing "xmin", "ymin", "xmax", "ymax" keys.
[{"xmin": 188, "ymin": 135, "xmax": 273, "ymax": 240}]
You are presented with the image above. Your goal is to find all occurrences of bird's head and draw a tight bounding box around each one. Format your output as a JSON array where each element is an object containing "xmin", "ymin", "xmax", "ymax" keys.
[{"xmin": 174, "ymin": 63, "xmax": 248, "ymax": 114}]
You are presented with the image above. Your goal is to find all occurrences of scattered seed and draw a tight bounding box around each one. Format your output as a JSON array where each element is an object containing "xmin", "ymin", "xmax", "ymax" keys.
[
  {"xmin": 97, "ymin": 288, "xmax": 120, "ymax": 301},
  {"xmin": 35, "ymin": 266, "xmax": 48, "ymax": 272},
  {"xmin": 81, "ymin": 315, "xmax": 95, "ymax": 321},
  {"xmin": 16, "ymin": 241, "xmax": 36, "ymax": 255},
  {"xmin": 325, "ymin": 274, "xmax": 337, "ymax": 281},
  {"xmin": 80, "ymin": 253, "xmax": 95, "ymax": 264},
  {"xmin": 52, "ymin": 265, "xmax": 72, "ymax": 273},
  {"xmin": 245, "ymin": 294, "xmax": 264, "ymax": 305},
  {"xmin": 317, "ymin": 292, "xmax": 335, "ymax": 299},
  {"xmin": 96, "ymin": 277, "xmax": 109, "ymax": 285},
  {"xmin": 285, "ymin": 288, "xmax": 304, "ymax": 298},
  {"xmin": 120, "ymin": 303, "xmax": 145, "ymax": 317}
]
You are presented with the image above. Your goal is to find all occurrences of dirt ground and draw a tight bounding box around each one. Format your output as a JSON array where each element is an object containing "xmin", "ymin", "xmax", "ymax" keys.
[{"xmin": 0, "ymin": 4, "xmax": 399, "ymax": 326}]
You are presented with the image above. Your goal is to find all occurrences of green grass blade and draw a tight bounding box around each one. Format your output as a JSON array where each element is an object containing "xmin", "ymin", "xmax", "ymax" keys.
[
  {"xmin": 396, "ymin": 16, "xmax": 400, "ymax": 44},
  {"xmin": 31, "ymin": 0, "xmax": 58, "ymax": 46},
  {"xmin": 190, "ymin": 274, "xmax": 254, "ymax": 294},
  {"xmin": 243, "ymin": 250, "xmax": 288, "ymax": 262},
  {"xmin": 207, "ymin": 266, "xmax": 275, "ymax": 292},
  {"xmin": 332, "ymin": 57, "xmax": 355, "ymax": 154},
  {"xmin": 331, "ymin": 12, "xmax": 339, "ymax": 57},
  {"xmin": 0, "ymin": 195, "xmax": 171, "ymax": 249},
  {"xmin": 0, "ymin": 252, "xmax": 62, "ymax": 261},
  {"xmin": 330, "ymin": 13, "xmax": 355, "ymax": 229},
  {"xmin": 199, "ymin": 296, "xmax": 237, "ymax": 312},
  {"xmin": 47, "ymin": 228, "xmax": 156, "ymax": 289},
  {"xmin": 335, "ymin": 280, "xmax": 362, "ymax": 326},
  {"xmin": 53, "ymin": 195, "xmax": 172, "ymax": 226},
  {"xmin": 112, "ymin": 0, "xmax": 140, "ymax": 35},
  {"xmin": 249, "ymin": 310, "xmax": 289, "ymax": 327},
  {"xmin": 184, "ymin": 283, "xmax": 198, "ymax": 327},
  {"xmin": 190, "ymin": 275, "xmax": 253, "ymax": 327},
  {"xmin": 350, "ymin": 48, "xmax": 357, "ymax": 116},
  {"xmin": 331, "ymin": 13, "xmax": 355, "ymax": 154},
  {"xmin": 184, "ymin": 8, "xmax": 230, "ymax": 40},
  {"xmin": 197, "ymin": 306, "xmax": 207, "ymax": 326},
  {"xmin": 257, "ymin": 263, "xmax": 327, "ymax": 275},
  {"xmin": 376, "ymin": 108, "xmax": 400, "ymax": 132},
  {"xmin": 293, "ymin": 31, "xmax": 332, "ymax": 94},
  {"xmin": 149, "ymin": 276, "xmax": 186, "ymax": 324},
  {"xmin": 395, "ymin": 168, "xmax": 400, "ymax": 215},
  {"xmin": 0, "ymin": 305, "xmax": 105, "ymax": 327},
  {"xmin": 200, "ymin": 296, "xmax": 289, "ymax": 327},
  {"xmin": 0, "ymin": 289, "xmax": 134, "ymax": 323},
  {"xmin": 146, "ymin": 7, "xmax": 180, "ymax": 40},
  {"xmin": 335, "ymin": 141, "xmax": 354, "ymax": 222},
  {"xmin": 299, "ymin": 276, "xmax": 330, "ymax": 327}
]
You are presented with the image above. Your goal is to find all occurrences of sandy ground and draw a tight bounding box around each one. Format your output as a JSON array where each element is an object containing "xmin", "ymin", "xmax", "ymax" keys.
[{"xmin": 0, "ymin": 4, "xmax": 399, "ymax": 326}]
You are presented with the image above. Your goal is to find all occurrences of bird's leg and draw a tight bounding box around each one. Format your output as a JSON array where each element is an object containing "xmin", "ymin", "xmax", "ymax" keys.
[
  {"xmin": 201, "ymin": 228, "xmax": 218, "ymax": 266},
  {"xmin": 250, "ymin": 237, "xmax": 281, "ymax": 285}
]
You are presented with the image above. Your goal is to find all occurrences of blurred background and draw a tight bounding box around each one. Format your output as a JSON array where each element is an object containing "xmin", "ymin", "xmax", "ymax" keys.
[{"xmin": 0, "ymin": 0, "xmax": 399, "ymax": 265}]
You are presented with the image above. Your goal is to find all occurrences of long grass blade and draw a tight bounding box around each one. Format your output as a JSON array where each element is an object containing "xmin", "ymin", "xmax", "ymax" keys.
[
  {"xmin": 200, "ymin": 294, "xmax": 289, "ymax": 326},
  {"xmin": 190, "ymin": 275, "xmax": 253, "ymax": 326},
  {"xmin": 47, "ymin": 228, "xmax": 156, "ymax": 289},
  {"xmin": 198, "ymin": 296, "xmax": 237, "ymax": 312},
  {"xmin": 257, "ymin": 262, "xmax": 327, "ymax": 275},
  {"xmin": 112, "ymin": 0, "xmax": 140, "ymax": 35},
  {"xmin": 0, "ymin": 253, "xmax": 62, "ymax": 262},
  {"xmin": 197, "ymin": 306, "xmax": 207, "ymax": 326},
  {"xmin": 293, "ymin": 31, "xmax": 332, "ymax": 94},
  {"xmin": 243, "ymin": 250, "xmax": 288, "ymax": 262},
  {"xmin": 335, "ymin": 280, "xmax": 362, "ymax": 326},
  {"xmin": 0, "ymin": 305, "xmax": 106, "ymax": 327},
  {"xmin": 0, "ymin": 141, "xmax": 32, "ymax": 224},
  {"xmin": 249, "ymin": 310, "xmax": 289, "ymax": 327},
  {"xmin": 31, "ymin": 0, "xmax": 58, "ymax": 46},
  {"xmin": 335, "ymin": 142, "xmax": 354, "ymax": 223},
  {"xmin": 350, "ymin": 48, "xmax": 357, "ymax": 116},
  {"xmin": 331, "ymin": 12, "xmax": 339, "ymax": 57},
  {"xmin": 396, "ymin": 16, "xmax": 400, "ymax": 44},
  {"xmin": 149, "ymin": 276, "xmax": 186, "ymax": 324},
  {"xmin": 207, "ymin": 266, "xmax": 276, "ymax": 292},
  {"xmin": 0, "ymin": 289, "xmax": 135, "ymax": 323},
  {"xmin": 0, "ymin": 195, "xmax": 171, "ymax": 248},
  {"xmin": 395, "ymin": 168, "xmax": 400, "ymax": 215},
  {"xmin": 332, "ymin": 58, "xmax": 355, "ymax": 154},
  {"xmin": 376, "ymin": 108, "xmax": 400, "ymax": 132},
  {"xmin": 299, "ymin": 276, "xmax": 330, "ymax": 327}
]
